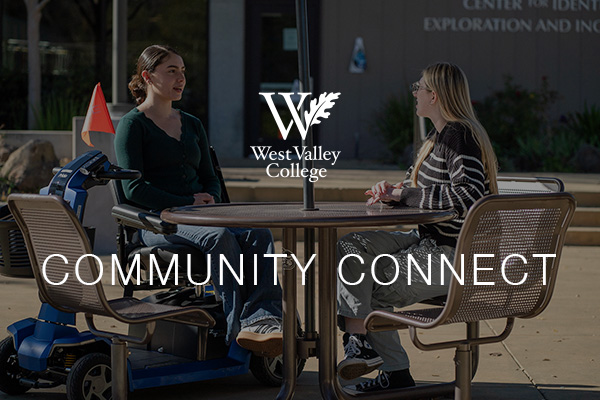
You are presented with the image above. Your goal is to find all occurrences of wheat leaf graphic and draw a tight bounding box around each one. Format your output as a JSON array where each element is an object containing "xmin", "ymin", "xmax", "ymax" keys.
[{"xmin": 304, "ymin": 92, "xmax": 341, "ymax": 128}]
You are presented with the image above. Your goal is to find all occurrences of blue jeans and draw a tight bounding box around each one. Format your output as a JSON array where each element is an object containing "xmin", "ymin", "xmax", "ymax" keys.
[
  {"xmin": 141, "ymin": 225, "xmax": 282, "ymax": 344},
  {"xmin": 337, "ymin": 229, "xmax": 455, "ymax": 371}
]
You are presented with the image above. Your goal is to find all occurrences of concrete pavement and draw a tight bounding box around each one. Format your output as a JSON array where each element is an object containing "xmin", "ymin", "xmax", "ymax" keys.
[
  {"xmin": 0, "ymin": 244, "xmax": 597, "ymax": 399},
  {"xmin": 0, "ymin": 167, "xmax": 598, "ymax": 399}
]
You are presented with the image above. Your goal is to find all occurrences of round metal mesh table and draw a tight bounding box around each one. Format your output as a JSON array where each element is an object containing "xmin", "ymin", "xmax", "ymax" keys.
[{"xmin": 160, "ymin": 201, "xmax": 457, "ymax": 400}]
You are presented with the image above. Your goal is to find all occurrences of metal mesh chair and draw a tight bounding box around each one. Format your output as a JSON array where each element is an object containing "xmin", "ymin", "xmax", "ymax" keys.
[
  {"xmin": 365, "ymin": 192, "xmax": 576, "ymax": 400},
  {"xmin": 418, "ymin": 176, "xmax": 566, "ymax": 378},
  {"xmin": 7, "ymin": 193, "xmax": 216, "ymax": 400}
]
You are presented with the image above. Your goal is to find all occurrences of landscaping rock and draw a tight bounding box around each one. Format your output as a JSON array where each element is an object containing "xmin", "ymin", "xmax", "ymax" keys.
[
  {"xmin": 0, "ymin": 140, "xmax": 58, "ymax": 192},
  {"xmin": 571, "ymin": 144, "xmax": 600, "ymax": 173},
  {"xmin": 0, "ymin": 143, "xmax": 16, "ymax": 163}
]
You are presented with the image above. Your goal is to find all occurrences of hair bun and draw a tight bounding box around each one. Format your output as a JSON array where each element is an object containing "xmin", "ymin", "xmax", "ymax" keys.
[{"xmin": 128, "ymin": 75, "xmax": 146, "ymax": 105}]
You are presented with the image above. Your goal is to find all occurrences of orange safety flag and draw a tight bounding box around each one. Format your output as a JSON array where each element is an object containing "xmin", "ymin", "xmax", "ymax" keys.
[{"xmin": 81, "ymin": 83, "xmax": 115, "ymax": 147}]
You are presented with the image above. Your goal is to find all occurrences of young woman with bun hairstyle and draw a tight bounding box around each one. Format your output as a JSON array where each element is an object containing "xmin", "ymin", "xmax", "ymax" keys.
[{"xmin": 115, "ymin": 45, "xmax": 284, "ymax": 357}]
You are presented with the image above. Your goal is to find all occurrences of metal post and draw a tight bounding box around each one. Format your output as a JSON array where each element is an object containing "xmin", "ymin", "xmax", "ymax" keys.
[
  {"xmin": 111, "ymin": 338, "xmax": 128, "ymax": 400},
  {"xmin": 318, "ymin": 227, "xmax": 339, "ymax": 399},
  {"xmin": 295, "ymin": 0, "xmax": 315, "ymax": 211},
  {"xmin": 303, "ymin": 228, "xmax": 316, "ymax": 342},
  {"xmin": 455, "ymin": 343, "xmax": 472, "ymax": 400},
  {"xmin": 466, "ymin": 322, "xmax": 480, "ymax": 377},
  {"xmin": 111, "ymin": 0, "xmax": 129, "ymax": 114},
  {"xmin": 277, "ymin": 228, "xmax": 298, "ymax": 400},
  {"xmin": 295, "ymin": 0, "xmax": 318, "ymax": 354}
]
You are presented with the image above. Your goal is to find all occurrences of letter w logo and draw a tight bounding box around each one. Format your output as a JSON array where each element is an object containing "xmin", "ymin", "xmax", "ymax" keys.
[{"xmin": 259, "ymin": 92, "xmax": 341, "ymax": 140}]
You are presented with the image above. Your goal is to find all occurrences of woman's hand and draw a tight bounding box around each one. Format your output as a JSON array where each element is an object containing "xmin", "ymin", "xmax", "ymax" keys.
[
  {"xmin": 365, "ymin": 181, "xmax": 403, "ymax": 206},
  {"xmin": 193, "ymin": 192, "xmax": 215, "ymax": 205}
]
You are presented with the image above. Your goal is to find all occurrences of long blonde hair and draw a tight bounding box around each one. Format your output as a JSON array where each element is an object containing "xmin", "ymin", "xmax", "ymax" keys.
[{"xmin": 410, "ymin": 62, "xmax": 498, "ymax": 194}]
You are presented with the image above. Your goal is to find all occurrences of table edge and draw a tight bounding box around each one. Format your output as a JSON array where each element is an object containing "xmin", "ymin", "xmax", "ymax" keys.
[{"xmin": 160, "ymin": 202, "xmax": 457, "ymax": 228}]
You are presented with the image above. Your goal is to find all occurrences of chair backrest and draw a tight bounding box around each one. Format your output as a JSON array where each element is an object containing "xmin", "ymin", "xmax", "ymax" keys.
[
  {"xmin": 8, "ymin": 194, "xmax": 112, "ymax": 316},
  {"xmin": 109, "ymin": 178, "xmax": 130, "ymax": 208},
  {"xmin": 0, "ymin": 206, "xmax": 33, "ymax": 278},
  {"xmin": 209, "ymin": 145, "xmax": 230, "ymax": 204},
  {"xmin": 437, "ymin": 193, "xmax": 576, "ymax": 325},
  {"xmin": 497, "ymin": 176, "xmax": 564, "ymax": 194}
]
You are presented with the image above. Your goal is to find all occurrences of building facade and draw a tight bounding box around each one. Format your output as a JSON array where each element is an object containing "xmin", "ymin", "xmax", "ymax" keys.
[{"xmin": 209, "ymin": 0, "xmax": 600, "ymax": 160}]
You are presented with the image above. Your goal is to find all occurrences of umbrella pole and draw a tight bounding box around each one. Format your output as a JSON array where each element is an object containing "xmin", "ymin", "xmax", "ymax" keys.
[
  {"xmin": 295, "ymin": 0, "xmax": 315, "ymax": 211},
  {"xmin": 295, "ymin": 0, "xmax": 318, "ymax": 350}
]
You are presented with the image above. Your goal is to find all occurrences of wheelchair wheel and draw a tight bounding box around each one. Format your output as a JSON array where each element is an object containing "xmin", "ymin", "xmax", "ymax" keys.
[
  {"xmin": 250, "ymin": 353, "xmax": 306, "ymax": 387},
  {"xmin": 66, "ymin": 352, "xmax": 111, "ymax": 400},
  {"xmin": 0, "ymin": 336, "xmax": 30, "ymax": 395}
]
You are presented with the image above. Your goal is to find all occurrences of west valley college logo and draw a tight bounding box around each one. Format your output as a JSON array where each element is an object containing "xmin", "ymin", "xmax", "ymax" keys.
[
  {"xmin": 259, "ymin": 92, "xmax": 340, "ymax": 140},
  {"xmin": 253, "ymin": 92, "xmax": 342, "ymax": 182}
]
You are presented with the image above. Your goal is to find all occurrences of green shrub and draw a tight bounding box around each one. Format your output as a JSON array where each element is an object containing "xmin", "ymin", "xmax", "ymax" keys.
[
  {"xmin": 475, "ymin": 76, "xmax": 561, "ymax": 171},
  {"xmin": 566, "ymin": 103, "xmax": 600, "ymax": 147},
  {"xmin": 0, "ymin": 176, "xmax": 17, "ymax": 202},
  {"xmin": 373, "ymin": 77, "xmax": 597, "ymax": 173},
  {"xmin": 34, "ymin": 93, "xmax": 88, "ymax": 131},
  {"xmin": 371, "ymin": 90, "xmax": 415, "ymax": 165},
  {"xmin": 0, "ymin": 67, "xmax": 95, "ymax": 130},
  {"xmin": 513, "ymin": 129, "xmax": 580, "ymax": 172}
]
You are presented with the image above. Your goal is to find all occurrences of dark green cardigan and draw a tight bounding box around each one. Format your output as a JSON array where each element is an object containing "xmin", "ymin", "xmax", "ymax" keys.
[{"xmin": 114, "ymin": 108, "xmax": 221, "ymax": 211}]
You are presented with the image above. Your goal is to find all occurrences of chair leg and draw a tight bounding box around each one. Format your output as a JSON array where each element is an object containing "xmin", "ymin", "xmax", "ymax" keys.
[
  {"xmin": 454, "ymin": 343, "xmax": 472, "ymax": 400},
  {"xmin": 466, "ymin": 321, "xmax": 480, "ymax": 378},
  {"xmin": 111, "ymin": 337, "xmax": 129, "ymax": 400}
]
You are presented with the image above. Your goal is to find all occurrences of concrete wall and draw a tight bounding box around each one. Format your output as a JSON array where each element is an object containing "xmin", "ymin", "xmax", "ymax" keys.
[
  {"xmin": 1, "ymin": 130, "xmax": 72, "ymax": 160},
  {"xmin": 318, "ymin": 0, "xmax": 600, "ymax": 159}
]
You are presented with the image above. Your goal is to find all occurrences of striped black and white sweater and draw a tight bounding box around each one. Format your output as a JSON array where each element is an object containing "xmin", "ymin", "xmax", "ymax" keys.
[{"xmin": 389, "ymin": 121, "xmax": 490, "ymax": 247}]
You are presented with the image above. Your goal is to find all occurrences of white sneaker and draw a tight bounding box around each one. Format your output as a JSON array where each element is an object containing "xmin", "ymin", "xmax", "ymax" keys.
[{"xmin": 236, "ymin": 318, "xmax": 283, "ymax": 358}]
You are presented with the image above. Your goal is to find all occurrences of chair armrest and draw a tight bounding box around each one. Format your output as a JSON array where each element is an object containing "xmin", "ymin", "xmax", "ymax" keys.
[
  {"xmin": 366, "ymin": 310, "xmax": 516, "ymax": 351},
  {"xmin": 0, "ymin": 220, "xmax": 20, "ymax": 230},
  {"xmin": 365, "ymin": 308, "xmax": 446, "ymax": 332},
  {"xmin": 111, "ymin": 204, "xmax": 177, "ymax": 235},
  {"xmin": 85, "ymin": 299, "xmax": 216, "ymax": 345}
]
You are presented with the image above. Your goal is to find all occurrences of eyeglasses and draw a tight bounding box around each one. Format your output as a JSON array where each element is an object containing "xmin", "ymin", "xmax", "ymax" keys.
[{"xmin": 411, "ymin": 81, "xmax": 430, "ymax": 93}]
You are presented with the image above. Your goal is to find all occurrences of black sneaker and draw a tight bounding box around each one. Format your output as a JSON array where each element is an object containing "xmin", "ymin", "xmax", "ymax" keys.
[
  {"xmin": 337, "ymin": 333, "xmax": 384, "ymax": 380},
  {"xmin": 236, "ymin": 318, "xmax": 283, "ymax": 358},
  {"xmin": 345, "ymin": 369, "xmax": 416, "ymax": 393}
]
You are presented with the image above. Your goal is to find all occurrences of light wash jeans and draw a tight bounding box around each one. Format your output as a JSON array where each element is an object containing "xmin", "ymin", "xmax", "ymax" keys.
[
  {"xmin": 141, "ymin": 225, "xmax": 282, "ymax": 344},
  {"xmin": 337, "ymin": 229, "xmax": 455, "ymax": 371}
]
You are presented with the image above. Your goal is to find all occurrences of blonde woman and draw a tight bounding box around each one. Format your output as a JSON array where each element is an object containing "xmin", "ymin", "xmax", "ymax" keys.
[{"xmin": 337, "ymin": 62, "xmax": 498, "ymax": 393}]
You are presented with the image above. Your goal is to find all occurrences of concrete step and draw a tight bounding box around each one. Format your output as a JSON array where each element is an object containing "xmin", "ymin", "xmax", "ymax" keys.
[
  {"xmin": 572, "ymin": 207, "xmax": 600, "ymax": 227},
  {"xmin": 571, "ymin": 191, "xmax": 600, "ymax": 208},
  {"xmin": 565, "ymin": 227, "xmax": 600, "ymax": 246}
]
